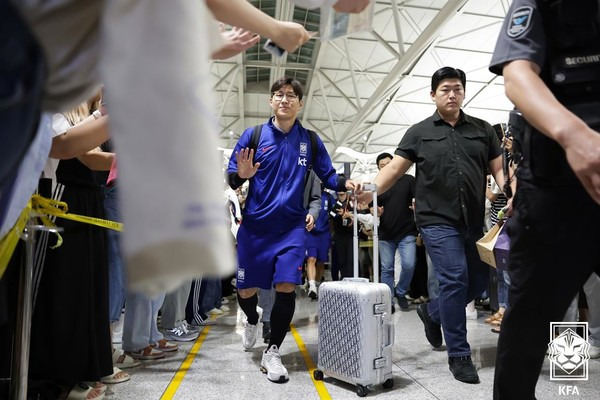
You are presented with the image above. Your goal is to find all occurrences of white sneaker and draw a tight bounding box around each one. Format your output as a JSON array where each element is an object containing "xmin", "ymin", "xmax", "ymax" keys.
[
  {"xmin": 589, "ymin": 344, "xmax": 600, "ymax": 359},
  {"xmin": 220, "ymin": 305, "xmax": 230, "ymax": 312},
  {"xmin": 242, "ymin": 321, "xmax": 258, "ymax": 350},
  {"xmin": 465, "ymin": 308, "xmax": 478, "ymax": 320},
  {"xmin": 261, "ymin": 345, "xmax": 289, "ymax": 383},
  {"xmin": 308, "ymin": 288, "xmax": 318, "ymax": 300},
  {"xmin": 209, "ymin": 308, "xmax": 224, "ymax": 315}
]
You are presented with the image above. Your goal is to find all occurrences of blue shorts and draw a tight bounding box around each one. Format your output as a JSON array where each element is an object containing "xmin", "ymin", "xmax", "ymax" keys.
[
  {"xmin": 306, "ymin": 230, "xmax": 331, "ymax": 262},
  {"xmin": 236, "ymin": 225, "xmax": 306, "ymax": 289}
]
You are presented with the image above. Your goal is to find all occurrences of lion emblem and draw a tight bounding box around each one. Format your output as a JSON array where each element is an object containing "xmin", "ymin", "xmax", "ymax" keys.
[{"xmin": 547, "ymin": 328, "xmax": 590, "ymax": 374}]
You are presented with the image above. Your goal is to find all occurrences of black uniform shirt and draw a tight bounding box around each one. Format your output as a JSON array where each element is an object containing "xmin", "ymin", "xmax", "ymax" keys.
[
  {"xmin": 489, "ymin": 0, "xmax": 600, "ymax": 183},
  {"xmin": 377, "ymin": 175, "xmax": 417, "ymax": 241},
  {"xmin": 489, "ymin": 0, "xmax": 546, "ymax": 75},
  {"xmin": 395, "ymin": 111, "xmax": 502, "ymax": 229}
]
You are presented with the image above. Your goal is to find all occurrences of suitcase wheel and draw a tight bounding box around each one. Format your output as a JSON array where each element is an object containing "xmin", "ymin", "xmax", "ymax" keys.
[
  {"xmin": 356, "ymin": 384, "xmax": 368, "ymax": 397},
  {"xmin": 383, "ymin": 378, "xmax": 394, "ymax": 389},
  {"xmin": 313, "ymin": 369, "xmax": 324, "ymax": 381}
]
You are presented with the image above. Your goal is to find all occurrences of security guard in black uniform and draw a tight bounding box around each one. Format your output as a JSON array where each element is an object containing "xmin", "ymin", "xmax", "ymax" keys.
[{"xmin": 489, "ymin": 0, "xmax": 600, "ymax": 399}]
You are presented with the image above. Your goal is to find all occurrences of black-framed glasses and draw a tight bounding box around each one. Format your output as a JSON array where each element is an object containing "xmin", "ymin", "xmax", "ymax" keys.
[{"xmin": 272, "ymin": 92, "xmax": 298, "ymax": 101}]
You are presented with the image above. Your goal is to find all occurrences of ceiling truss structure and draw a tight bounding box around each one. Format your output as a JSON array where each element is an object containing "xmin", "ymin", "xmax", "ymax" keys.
[{"xmin": 212, "ymin": 0, "xmax": 515, "ymax": 178}]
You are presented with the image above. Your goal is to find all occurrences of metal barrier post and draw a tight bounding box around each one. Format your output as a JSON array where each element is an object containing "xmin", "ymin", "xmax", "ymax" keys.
[{"xmin": 10, "ymin": 223, "xmax": 61, "ymax": 400}]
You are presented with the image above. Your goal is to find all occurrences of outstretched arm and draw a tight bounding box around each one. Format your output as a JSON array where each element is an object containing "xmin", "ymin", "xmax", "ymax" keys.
[
  {"xmin": 332, "ymin": 0, "xmax": 371, "ymax": 13},
  {"xmin": 206, "ymin": 0, "xmax": 310, "ymax": 53},
  {"xmin": 49, "ymin": 116, "xmax": 110, "ymax": 160},
  {"xmin": 357, "ymin": 154, "xmax": 412, "ymax": 204},
  {"xmin": 356, "ymin": 155, "xmax": 412, "ymax": 203},
  {"xmin": 78, "ymin": 150, "xmax": 115, "ymax": 171},
  {"xmin": 211, "ymin": 25, "xmax": 260, "ymax": 60},
  {"xmin": 375, "ymin": 155, "xmax": 412, "ymax": 194}
]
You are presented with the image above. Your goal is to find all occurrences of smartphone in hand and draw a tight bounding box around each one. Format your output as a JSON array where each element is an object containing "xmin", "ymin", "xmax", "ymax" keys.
[{"xmin": 264, "ymin": 39, "xmax": 286, "ymax": 58}]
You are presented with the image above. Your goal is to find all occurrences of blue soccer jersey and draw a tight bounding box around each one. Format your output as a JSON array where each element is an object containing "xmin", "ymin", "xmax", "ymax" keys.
[{"xmin": 228, "ymin": 118, "xmax": 345, "ymax": 234}]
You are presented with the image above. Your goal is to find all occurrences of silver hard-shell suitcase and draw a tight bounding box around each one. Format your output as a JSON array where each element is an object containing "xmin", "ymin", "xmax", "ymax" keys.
[{"xmin": 314, "ymin": 184, "xmax": 394, "ymax": 397}]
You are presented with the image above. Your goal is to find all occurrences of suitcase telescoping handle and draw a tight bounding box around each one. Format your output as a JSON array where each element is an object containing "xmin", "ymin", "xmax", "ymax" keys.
[{"xmin": 351, "ymin": 184, "xmax": 378, "ymax": 283}]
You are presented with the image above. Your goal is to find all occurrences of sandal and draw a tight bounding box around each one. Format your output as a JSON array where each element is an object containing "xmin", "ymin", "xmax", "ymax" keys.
[
  {"xmin": 484, "ymin": 311, "xmax": 503, "ymax": 324},
  {"xmin": 112, "ymin": 348, "xmax": 141, "ymax": 369},
  {"xmin": 151, "ymin": 339, "xmax": 179, "ymax": 352},
  {"xmin": 125, "ymin": 345, "xmax": 165, "ymax": 360},
  {"xmin": 101, "ymin": 366, "xmax": 130, "ymax": 384},
  {"xmin": 66, "ymin": 383, "xmax": 105, "ymax": 400},
  {"xmin": 80, "ymin": 382, "xmax": 106, "ymax": 394}
]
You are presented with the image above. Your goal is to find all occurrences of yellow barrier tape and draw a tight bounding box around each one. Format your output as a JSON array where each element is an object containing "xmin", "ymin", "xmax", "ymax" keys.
[
  {"xmin": 0, "ymin": 195, "xmax": 123, "ymax": 279},
  {"xmin": 36, "ymin": 213, "xmax": 63, "ymax": 249},
  {"xmin": 31, "ymin": 195, "xmax": 123, "ymax": 232},
  {"xmin": 0, "ymin": 201, "xmax": 32, "ymax": 280}
]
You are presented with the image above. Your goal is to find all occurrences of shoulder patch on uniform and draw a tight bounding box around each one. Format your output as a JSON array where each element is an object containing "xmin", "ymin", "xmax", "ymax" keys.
[{"xmin": 507, "ymin": 6, "xmax": 533, "ymax": 38}]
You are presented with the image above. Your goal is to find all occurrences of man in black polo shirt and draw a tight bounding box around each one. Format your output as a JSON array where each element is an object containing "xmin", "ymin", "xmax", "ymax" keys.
[{"xmin": 359, "ymin": 67, "xmax": 505, "ymax": 384}]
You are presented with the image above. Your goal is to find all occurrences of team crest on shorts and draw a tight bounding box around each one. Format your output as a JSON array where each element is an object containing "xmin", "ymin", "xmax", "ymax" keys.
[
  {"xmin": 508, "ymin": 6, "xmax": 533, "ymax": 38},
  {"xmin": 237, "ymin": 267, "xmax": 245, "ymax": 282}
]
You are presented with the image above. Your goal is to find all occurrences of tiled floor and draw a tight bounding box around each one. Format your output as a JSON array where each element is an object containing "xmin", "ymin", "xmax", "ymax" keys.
[{"xmin": 109, "ymin": 291, "xmax": 600, "ymax": 400}]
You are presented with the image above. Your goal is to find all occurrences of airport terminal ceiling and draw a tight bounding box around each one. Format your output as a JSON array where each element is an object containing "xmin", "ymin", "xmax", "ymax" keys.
[{"xmin": 213, "ymin": 0, "xmax": 515, "ymax": 178}]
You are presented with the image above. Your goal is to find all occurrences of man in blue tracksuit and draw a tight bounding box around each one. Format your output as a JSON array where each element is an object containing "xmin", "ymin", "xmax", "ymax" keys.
[{"xmin": 227, "ymin": 76, "xmax": 355, "ymax": 383}]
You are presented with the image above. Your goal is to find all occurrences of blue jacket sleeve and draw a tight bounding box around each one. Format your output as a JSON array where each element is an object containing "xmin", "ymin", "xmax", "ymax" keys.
[
  {"xmin": 227, "ymin": 128, "xmax": 252, "ymax": 189},
  {"xmin": 312, "ymin": 135, "xmax": 346, "ymax": 192}
]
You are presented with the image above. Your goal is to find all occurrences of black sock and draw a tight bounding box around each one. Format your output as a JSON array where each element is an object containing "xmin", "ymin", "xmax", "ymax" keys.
[
  {"xmin": 237, "ymin": 293, "xmax": 259, "ymax": 325},
  {"xmin": 268, "ymin": 291, "xmax": 296, "ymax": 350}
]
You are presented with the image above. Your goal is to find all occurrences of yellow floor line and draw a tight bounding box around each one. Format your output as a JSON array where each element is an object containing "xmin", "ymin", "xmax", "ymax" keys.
[
  {"xmin": 160, "ymin": 318, "xmax": 214, "ymax": 400},
  {"xmin": 290, "ymin": 324, "xmax": 332, "ymax": 400}
]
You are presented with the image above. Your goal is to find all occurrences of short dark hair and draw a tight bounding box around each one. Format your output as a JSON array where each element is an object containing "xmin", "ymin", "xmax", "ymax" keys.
[
  {"xmin": 271, "ymin": 77, "xmax": 304, "ymax": 100},
  {"xmin": 376, "ymin": 152, "xmax": 393, "ymax": 166},
  {"xmin": 431, "ymin": 67, "xmax": 466, "ymax": 92}
]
